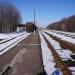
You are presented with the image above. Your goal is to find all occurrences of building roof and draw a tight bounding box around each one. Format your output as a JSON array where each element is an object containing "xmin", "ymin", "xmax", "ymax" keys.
[{"xmin": 17, "ymin": 24, "xmax": 26, "ymax": 27}]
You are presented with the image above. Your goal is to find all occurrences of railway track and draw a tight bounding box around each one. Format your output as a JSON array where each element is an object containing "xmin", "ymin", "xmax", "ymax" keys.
[
  {"xmin": 49, "ymin": 30, "xmax": 75, "ymax": 38},
  {"xmin": 0, "ymin": 32, "xmax": 30, "ymax": 54},
  {"xmin": 44, "ymin": 31, "xmax": 75, "ymax": 53},
  {"xmin": 0, "ymin": 32, "xmax": 27, "ymax": 44},
  {"xmin": 0, "ymin": 32, "xmax": 31, "ymax": 75},
  {"xmin": 40, "ymin": 31, "xmax": 75, "ymax": 75},
  {"xmin": 0, "ymin": 31, "xmax": 75, "ymax": 75}
]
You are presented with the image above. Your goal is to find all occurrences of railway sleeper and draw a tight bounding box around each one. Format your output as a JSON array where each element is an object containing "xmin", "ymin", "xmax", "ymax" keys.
[{"xmin": 63, "ymin": 60, "xmax": 75, "ymax": 67}]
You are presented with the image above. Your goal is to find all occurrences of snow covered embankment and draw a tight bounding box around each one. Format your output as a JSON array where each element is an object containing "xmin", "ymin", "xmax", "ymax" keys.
[{"xmin": 0, "ymin": 32, "xmax": 30, "ymax": 55}]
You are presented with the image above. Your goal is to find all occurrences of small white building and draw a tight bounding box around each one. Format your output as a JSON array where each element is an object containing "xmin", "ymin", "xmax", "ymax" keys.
[{"xmin": 17, "ymin": 24, "xmax": 26, "ymax": 32}]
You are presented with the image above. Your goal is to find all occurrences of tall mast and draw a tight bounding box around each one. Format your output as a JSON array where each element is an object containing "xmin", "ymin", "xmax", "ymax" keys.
[{"xmin": 34, "ymin": 11, "xmax": 35, "ymax": 25}]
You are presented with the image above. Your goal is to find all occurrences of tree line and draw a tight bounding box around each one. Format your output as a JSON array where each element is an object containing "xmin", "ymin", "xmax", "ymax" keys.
[
  {"xmin": 0, "ymin": 1, "xmax": 21, "ymax": 33},
  {"xmin": 47, "ymin": 15, "xmax": 75, "ymax": 32}
]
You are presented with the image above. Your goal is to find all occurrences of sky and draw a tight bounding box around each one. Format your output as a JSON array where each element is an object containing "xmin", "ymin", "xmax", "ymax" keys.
[{"xmin": 1, "ymin": 0, "xmax": 75, "ymax": 27}]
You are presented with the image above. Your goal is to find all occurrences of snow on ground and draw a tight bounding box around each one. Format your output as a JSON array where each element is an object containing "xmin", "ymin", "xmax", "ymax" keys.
[
  {"xmin": 42, "ymin": 31, "xmax": 75, "ymax": 75},
  {"xmin": 42, "ymin": 31, "xmax": 61, "ymax": 50},
  {"xmin": 0, "ymin": 31, "xmax": 27, "ymax": 43},
  {"xmin": 43, "ymin": 30, "xmax": 75, "ymax": 44},
  {"xmin": 0, "ymin": 33, "xmax": 20, "ymax": 39},
  {"xmin": 69, "ymin": 67, "xmax": 75, "ymax": 75},
  {"xmin": 0, "ymin": 34, "xmax": 8, "ymax": 39},
  {"xmin": 42, "ymin": 31, "xmax": 73, "ymax": 61},
  {"xmin": 0, "ymin": 31, "xmax": 30, "ymax": 55},
  {"xmin": 39, "ymin": 31, "xmax": 63, "ymax": 75},
  {"xmin": 45, "ymin": 29, "xmax": 75, "ymax": 35},
  {"xmin": 56, "ymin": 50, "xmax": 72, "ymax": 61}
]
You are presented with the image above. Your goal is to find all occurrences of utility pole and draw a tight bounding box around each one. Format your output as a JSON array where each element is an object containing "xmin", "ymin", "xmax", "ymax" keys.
[
  {"xmin": 34, "ymin": 11, "xmax": 35, "ymax": 26},
  {"xmin": 33, "ymin": 11, "xmax": 36, "ymax": 34}
]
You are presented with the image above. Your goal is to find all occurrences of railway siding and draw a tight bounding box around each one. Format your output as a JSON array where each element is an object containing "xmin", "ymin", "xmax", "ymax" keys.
[
  {"xmin": 41, "ymin": 31, "xmax": 72, "ymax": 75},
  {"xmin": 44, "ymin": 31, "xmax": 75, "ymax": 53}
]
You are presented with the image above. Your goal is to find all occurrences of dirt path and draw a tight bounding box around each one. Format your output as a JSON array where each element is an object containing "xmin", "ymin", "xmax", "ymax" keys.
[{"xmin": 5, "ymin": 32, "xmax": 43, "ymax": 75}]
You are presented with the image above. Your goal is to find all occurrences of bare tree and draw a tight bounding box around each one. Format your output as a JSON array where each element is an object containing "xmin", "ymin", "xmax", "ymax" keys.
[{"xmin": 0, "ymin": 1, "xmax": 21, "ymax": 33}]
